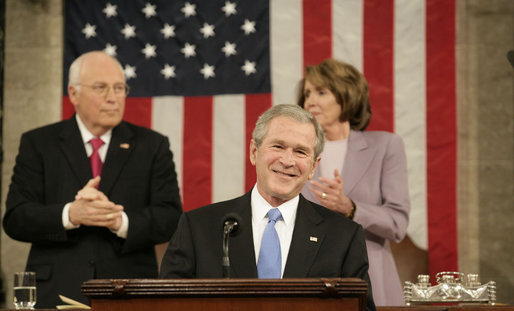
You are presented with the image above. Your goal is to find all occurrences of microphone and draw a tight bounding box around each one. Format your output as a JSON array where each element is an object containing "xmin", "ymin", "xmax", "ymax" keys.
[{"xmin": 221, "ymin": 213, "xmax": 241, "ymax": 278}]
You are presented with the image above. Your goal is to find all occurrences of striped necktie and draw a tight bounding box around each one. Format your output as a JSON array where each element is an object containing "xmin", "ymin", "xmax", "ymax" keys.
[{"xmin": 89, "ymin": 137, "xmax": 104, "ymax": 178}]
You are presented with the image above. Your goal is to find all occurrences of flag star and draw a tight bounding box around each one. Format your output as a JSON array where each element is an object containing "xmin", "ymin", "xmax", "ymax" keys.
[
  {"xmin": 181, "ymin": 43, "xmax": 196, "ymax": 58},
  {"xmin": 182, "ymin": 2, "xmax": 197, "ymax": 18},
  {"xmin": 161, "ymin": 64, "xmax": 176, "ymax": 79},
  {"xmin": 82, "ymin": 23, "xmax": 97, "ymax": 38},
  {"xmin": 241, "ymin": 60, "xmax": 257, "ymax": 76},
  {"xmin": 241, "ymin": 19, "xmax": 256, "ymax": 35},
  {"xmin": 121, "ymin": 24, "xmax": 136, "ymax": 39},
  {"xmin": 124, "ymin": 64, "xmax": 137, "ymax": 80},
  {"xmin": 142, "ymin": 2, "xmax": 157, "ymax": 19},
  {"xmin": 142, "ymin": 43, "xmax": 157, "ymax": 59},
  {"xmin": 200, "ymin": 23, "xmax": 215, "ymax": 39},
  {"xmin": 221, "ymin": 1, "xmax": 237, "ymax": 16},
  {"xmin": 200, "ymin": 63, "xmax": 215, "ymax": 79},
  {"xmin": 161, "ymin": 23, "xmax": 176, "ymax": 39},
  {"xmin": 102, "ymin": 3, "xmax": 118, "ymax": 18},
  {"xmin": 221, "ymin": 41, "xmax": 237, "ymax": 57},
  {"xmin": 104, "ymin": 43, "xmax": 117, "ymax": 57}
]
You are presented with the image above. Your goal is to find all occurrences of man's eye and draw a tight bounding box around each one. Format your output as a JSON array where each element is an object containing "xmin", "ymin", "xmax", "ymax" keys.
[{"xmin": 93, "ymin": 85, "xmax": 107, "ymax": 91}]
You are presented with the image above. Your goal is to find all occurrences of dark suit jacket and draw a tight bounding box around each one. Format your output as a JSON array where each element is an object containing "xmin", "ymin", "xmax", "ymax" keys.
[
  {"xmin": 3, "ymin": 117, "xmax": 182, "ymax": 308},
  {"xmin": 160, "ymin": 191, "xmax": 376, "ymax": 311}
]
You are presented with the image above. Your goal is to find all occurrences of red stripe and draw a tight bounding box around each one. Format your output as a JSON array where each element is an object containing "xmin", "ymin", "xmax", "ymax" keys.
[
  {"xmin": 123, "ymin": 97, "xmax": 152, "ymax": 128},
  {"xmin": 363, "ymin": 0, "xmax": 394, "ymax": 132},
  {"xmin": 302, "ymin": 0, "xmax": 332, "ymax": 66},
  {"xmin": 62, "ymin": 97, "xmax": 74, "ymax": 119},
  {"xmin": 62, "ymin": 96, "xmax": 152, "ymax": 129},
  {"xmin": 183, "ymin": 96, "xmax": 213, "ymax": 211},
  {"xmin": 426, "ymin": 0, "xmax": 458, "ymax": 277},
  {"xmin": 245, "ymin": 94, "xmax": 272, "ymax": 192}
]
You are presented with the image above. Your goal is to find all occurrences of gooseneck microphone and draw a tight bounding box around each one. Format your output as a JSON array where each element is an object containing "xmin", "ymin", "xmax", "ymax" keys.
[{"xmin": 221, "ymin": 213, "xmax": 241, "ymax": 278}]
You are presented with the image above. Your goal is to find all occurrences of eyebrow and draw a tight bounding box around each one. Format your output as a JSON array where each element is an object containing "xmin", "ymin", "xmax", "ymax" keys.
[{"xmin": 268, "ymin": 139, "xmax": 313, "ymax": 153}]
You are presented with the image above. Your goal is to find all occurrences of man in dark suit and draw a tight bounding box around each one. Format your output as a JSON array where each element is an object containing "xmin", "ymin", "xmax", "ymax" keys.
[
  {"xmin": 3, "ymin": 51, "xmax": 182, "ymax": 308},
  {"xmin": 160, "ymin": 104, "xmax": 375, "ymax": 311}
]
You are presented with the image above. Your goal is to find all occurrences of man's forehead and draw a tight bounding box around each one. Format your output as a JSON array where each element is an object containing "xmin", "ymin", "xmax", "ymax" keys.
[
  {"xmin": 80, "ymin": 55, "xmax": 124, "ymax": 78},
  {"xmin": 265, "ymin": 118, "xmax": 316, "ymax": 149}
]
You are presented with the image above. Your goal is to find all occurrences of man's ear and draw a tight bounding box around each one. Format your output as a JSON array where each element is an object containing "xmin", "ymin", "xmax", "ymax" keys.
[
  {"xmin": 308, "ymin": 156, "xmax": 321, "ymax": 180},
  {"xmin": 68, "ymin": 85, "xmax": 79, "ymax": 107},
  {"xmin": 249, "ymin": 140, "xmax": 257, "ymax": 166}
]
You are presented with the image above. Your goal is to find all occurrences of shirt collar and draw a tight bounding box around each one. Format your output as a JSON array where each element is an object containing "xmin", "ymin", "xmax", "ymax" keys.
[
  {"xmin": 251, "ymin": 185, "xmax": 299, "ymax": 226},
  {"xmin": 75, "ymin": 114, "xmax": 112, "ymax": 145}
]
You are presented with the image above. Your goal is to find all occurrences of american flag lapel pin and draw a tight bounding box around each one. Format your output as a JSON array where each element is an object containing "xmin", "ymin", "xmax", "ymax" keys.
[
  {"xmin": 120, "ymin": 143, "xmax": 130, "ymax": 149},
  {"xmin": 309, "ymin": 236, "xmax": 318, "ymax": 242}
]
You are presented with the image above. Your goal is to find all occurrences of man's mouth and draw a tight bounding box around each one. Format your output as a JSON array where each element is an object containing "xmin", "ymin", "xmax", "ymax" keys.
[{"xmin": 273, "ymin": 170, "xmax": 296, "ymax": 178}]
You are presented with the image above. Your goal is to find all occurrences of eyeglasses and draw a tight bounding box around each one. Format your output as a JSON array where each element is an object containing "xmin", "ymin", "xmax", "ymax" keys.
[{"xmin": 75, "ymin": 83, "xmax": 130, "ymax": 96}]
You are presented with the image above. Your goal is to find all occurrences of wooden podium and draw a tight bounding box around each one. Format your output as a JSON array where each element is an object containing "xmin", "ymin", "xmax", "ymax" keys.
[{"xmin": 82, "ymin": 278, "xmax": 368, "ymax": 311}]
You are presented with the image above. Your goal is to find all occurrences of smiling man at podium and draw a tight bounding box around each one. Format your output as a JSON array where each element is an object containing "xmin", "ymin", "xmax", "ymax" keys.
[{"xmin": 160, "ymin": 105, "xmax": 375, "ymax": 311}]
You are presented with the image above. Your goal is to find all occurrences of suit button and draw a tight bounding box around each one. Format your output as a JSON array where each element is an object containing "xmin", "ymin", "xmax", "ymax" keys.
[{"xmin": 88, "ymin": 260, "xmax": 95, "ymax": 267}]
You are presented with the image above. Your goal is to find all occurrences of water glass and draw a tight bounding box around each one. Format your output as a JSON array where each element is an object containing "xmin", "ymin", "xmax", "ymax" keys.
[{"xmin": 13, "ymin": 272, "xmax": 36, "ymax": 310}]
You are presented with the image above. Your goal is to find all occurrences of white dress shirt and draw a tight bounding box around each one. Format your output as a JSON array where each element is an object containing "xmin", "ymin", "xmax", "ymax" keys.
[
  {"xmin": 251, "ymin": 185, "xmax": 298, "ymax": 277},
  {"xmin": 62, "ymin": 115, "xmax": 128, "ymax": 238}
]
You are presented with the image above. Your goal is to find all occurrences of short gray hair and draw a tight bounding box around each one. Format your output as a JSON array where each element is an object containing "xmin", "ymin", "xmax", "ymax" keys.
[
  {"xmin": 67, "ymin": 51, "xmax": 125, "ymax": 89},
  {"xmin": 252, "ymin": 104, "xmax": 325, "ymax": 159}
]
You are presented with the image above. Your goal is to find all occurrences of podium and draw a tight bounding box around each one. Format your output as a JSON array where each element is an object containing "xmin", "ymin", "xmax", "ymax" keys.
[{"xmin": 82, "ymin": 278, "xmax": 368, "ymax": 311}]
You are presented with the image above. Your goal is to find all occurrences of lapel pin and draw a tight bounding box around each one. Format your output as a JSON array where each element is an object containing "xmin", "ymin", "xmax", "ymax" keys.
[
  {"xmin": 120, "ymin": 143, "xmax": 130, "ymax": 149},
  {"xmin": 309, "ymin": 236, "xmax": 318, "ymax": 242}
]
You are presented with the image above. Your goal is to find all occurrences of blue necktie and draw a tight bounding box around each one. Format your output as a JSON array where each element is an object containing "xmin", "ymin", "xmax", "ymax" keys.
[{"xmin": 257, "ymin": 208, "xmax": 283, "ymax": 278}]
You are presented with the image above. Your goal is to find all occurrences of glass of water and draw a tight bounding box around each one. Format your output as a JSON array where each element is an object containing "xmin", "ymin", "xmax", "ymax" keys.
[{"xmin": 13, "ymin": 272, "xmax": 36, "ymax": 310}]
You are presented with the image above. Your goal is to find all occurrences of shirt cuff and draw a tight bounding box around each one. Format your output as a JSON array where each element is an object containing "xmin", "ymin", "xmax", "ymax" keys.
[
  {"xmin": 112, "ymin": 212, "xmax": 129, "ymax": 239},
  {"xmin": 62, "ymin": 203, "xmax": 80, "ymax": 230}
]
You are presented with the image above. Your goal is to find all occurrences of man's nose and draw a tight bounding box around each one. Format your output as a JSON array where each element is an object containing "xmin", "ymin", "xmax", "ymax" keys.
[
  {"xmin": 280, "ymin": 149, "xmax": 295, "ymax": 166},
  {"xmin": 105, "ymin": 86, "xmax": 117, "ymax": 101}
]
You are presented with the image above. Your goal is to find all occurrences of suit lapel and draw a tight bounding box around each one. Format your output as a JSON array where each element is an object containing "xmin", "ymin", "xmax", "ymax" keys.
[
  {"xmin": 100, "ymin": 122, "xmax": 134, "ymax": 194},
  {"xmin": 59, "ymin": 117, "xmax": 92, "ymax": 187},
  {"xmin": 342, "ymin": 130, "xmax": 376, "ymax": 195},
  {"xmin": 228, "ymin": 192, "xmax": 258, "ymax": 278},
  {"xmin": 283, "ymin": 195, "xmax": 325, "ymax": 277}
]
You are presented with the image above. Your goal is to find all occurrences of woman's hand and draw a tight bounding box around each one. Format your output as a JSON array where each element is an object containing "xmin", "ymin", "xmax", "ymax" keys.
[{"xmin": 309, "ymin": 169, "xmax": 354, "ymax": 217}]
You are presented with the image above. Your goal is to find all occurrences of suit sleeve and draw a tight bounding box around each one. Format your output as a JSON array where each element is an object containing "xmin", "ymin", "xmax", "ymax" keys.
[
  {"xmin": 121, "ymin": 135, "xmax": 183, "ymax": 253},
  {"xmin": 3, "ymin": 133, "xmax": 69, "ymax": 242},
  {"xmin": 342, "ymin": 224, "xmax": 377, "ymax": 311},
  {"xmin": 352, "ymin": 134, "xmax": 410, "ymax": 243},
  {"xmin": 159, "ymin": 213, "xmax": 196, "ymax": 278}
]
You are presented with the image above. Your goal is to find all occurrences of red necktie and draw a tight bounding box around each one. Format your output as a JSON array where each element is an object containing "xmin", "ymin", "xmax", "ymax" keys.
[{"xmin": 90, "ymin": 137, "xmax": 104, "ymax": 178}]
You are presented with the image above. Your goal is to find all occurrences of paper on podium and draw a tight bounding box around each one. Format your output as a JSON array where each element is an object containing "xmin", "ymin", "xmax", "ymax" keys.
[{"xmin": 56, "ymin": 295, "xmax": 91, "ymax": 310}]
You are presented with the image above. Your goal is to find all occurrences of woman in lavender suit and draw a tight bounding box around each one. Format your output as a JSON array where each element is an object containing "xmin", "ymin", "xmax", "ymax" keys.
[{"xmin": 298, "ymin": 59, "xmax": 410, "ymax": 306}]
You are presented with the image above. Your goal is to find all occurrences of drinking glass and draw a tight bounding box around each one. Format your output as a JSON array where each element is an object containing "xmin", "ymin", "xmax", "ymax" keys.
[{"xmin": 13, "ymin": 272, "xmax": 36, "ymax": 310}]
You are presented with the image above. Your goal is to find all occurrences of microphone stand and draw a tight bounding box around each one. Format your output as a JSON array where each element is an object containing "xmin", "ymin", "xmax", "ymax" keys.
[{"xmin": 222, "ymin": 217, "xmax": 239, "ymax": 278}]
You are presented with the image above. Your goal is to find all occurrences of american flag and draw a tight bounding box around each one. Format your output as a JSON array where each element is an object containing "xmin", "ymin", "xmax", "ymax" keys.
[{"xmin": 63, "ymin": 0, "xmax": 457, "ymax": 279}]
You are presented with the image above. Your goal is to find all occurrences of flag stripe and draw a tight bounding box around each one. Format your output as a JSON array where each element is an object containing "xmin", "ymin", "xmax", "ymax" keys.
[
  {"xmin": 124, "ymin": 98, "xmax": 152, "ymax": 128},
  {"xmin": 183, "ymin": 97, "xmax": 213, "ymax": 211},
  {"xmin": 332, "ymin": 0, "xmax": 364, "ymax": 71},
  {"xmin": 426, "ymin": 0, "xmax": 458, "ymax": 276},
  {"xmin": 394, "ymin": 0, "xmax": 427, "ymax": 249},
  {"xmin": 302, "ymin": 0, "xmax": 332, "ymax": 66},
  {"xmin": 270, "ymin": 0, "xmax": 302, "ymax": 107},
  {"xmin": 363, "ymin": 0, "xmax": 394, "ymax": 132},
  {"xmin": 152, "ymin": 96, "xmax": 184, "ymax": 200},
  {"xmin": 213, "ymin": 95, "xmax": 246, "ymax": 202},
  {"xmin": 245, "ymin": 94, "xmax": 272, "ymax": 192}
]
